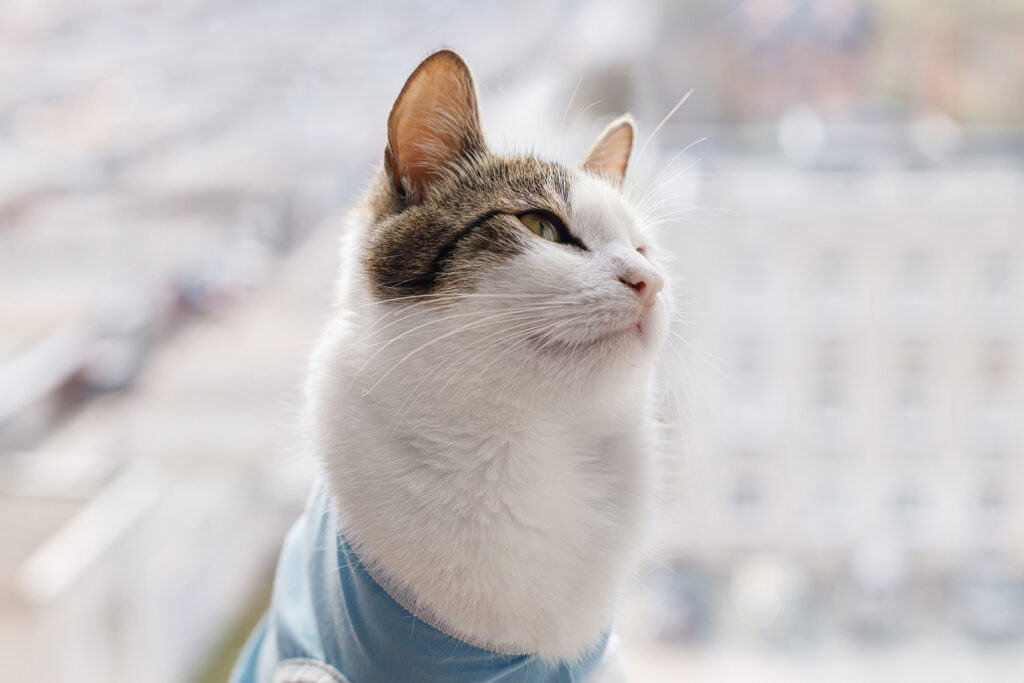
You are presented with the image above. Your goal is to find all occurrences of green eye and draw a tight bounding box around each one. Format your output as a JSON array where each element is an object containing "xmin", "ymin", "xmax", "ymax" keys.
[{"xmin": 519, "ymin": 212, "xmax": 562, "ymax": 242}]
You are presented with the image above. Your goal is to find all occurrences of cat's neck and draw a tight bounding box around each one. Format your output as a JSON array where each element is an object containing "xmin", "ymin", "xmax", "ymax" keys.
[{"xmin": 308, "ymin": 322, "xmax": 655, "ymax": 660}]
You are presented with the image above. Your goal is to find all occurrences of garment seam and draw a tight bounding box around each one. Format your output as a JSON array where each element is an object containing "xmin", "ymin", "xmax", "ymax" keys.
[{"xmin": 274, "ymin": 657, "xmax": 350, "ymax": 683}]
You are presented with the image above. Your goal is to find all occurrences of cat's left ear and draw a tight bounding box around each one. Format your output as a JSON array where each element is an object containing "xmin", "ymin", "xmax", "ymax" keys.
[
  {"xmin": 581, "ymin": 114, "xmax": 635, "ymax": 187},
  {"xmin": 385, "ymin": 50, "xmax": 486, "ymax": 202}
]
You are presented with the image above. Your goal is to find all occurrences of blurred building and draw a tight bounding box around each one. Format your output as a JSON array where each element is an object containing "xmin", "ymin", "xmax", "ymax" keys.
[
  {"xmin": 674, "ymin": 165, "xmax": 1021, "ymax": 552},
  {"xmin": 1, "ymin": 460, "xmax": 293, "ymax": 683},
  {"xmin": 651, "ymin": 162, "xmax": 1024, "ymax": 644}
]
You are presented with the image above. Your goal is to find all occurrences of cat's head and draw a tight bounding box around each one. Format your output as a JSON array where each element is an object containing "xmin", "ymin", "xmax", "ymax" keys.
[{"xmin": 347, "ymin": 50, "xmax": 668, "ymax": 411}]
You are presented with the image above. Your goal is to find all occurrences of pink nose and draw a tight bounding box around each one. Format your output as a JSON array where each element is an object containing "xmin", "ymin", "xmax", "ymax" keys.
[{"xmin": 621, "ymin": 264, "xmax": 664, "ymax": 309}]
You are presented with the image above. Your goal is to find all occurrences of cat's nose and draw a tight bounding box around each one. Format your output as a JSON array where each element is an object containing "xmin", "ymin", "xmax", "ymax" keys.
[{"xmin": 620, "ymin": 264, "xmax": 664, "ymax": 309}]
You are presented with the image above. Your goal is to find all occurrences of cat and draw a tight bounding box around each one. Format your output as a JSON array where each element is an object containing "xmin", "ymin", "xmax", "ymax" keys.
[{"xmin": 230, "ymin": 49, "xmax": 669, "ymax": 683}]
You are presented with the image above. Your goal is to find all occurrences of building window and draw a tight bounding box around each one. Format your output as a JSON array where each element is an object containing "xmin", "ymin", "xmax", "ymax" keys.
[
  {"xmin": 974, "ymin": 405, "xmax": 1014, "ymax": 461},
  {"xmin": 894, "ymin": 249, "xmax": 934, "ymax": 338},
  {"xmin": 809, "ymin": 340, "xmax": 847, "ymax": 456},
  {"xmin": 979, "ymin": 251, "xmax": 1016, "ymax": 340},
  {"xmin": 731, "ymin": 474, "xmax": 767, "ymax": 544},
  {"xmin": 813, "ymin": 249, "xmax": 850, "ymax": 338},
  {"xmin": 891, "ymin": 345, "xmax": 929, "ymax": 459},
  {"xmin": 974, "ymin": 481, "xmax": 1006, "ymax": 547},
  {"xmin": 891, "ymin": 484, "xmax": 927, "ymax": 541}
]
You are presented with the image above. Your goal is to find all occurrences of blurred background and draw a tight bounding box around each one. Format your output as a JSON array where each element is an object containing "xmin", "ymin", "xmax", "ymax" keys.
[{"xmin": 1, "ymin": 0, "xmax": 1022, "ymax": 681}]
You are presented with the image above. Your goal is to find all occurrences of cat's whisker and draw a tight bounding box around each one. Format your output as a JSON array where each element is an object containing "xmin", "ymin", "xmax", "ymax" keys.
[
  {"xmin": 647, "ymin": 202, "xmax": 736, "ymax": 223},
  {"xmin": 559, "ymin": 77, "xmax": 584, "ymax": 142},
  {"xmin": 353, "ymin": 308, "xmax": 497, "ymax": 361},
  {"xmin": 629, "ymin": 137, "xmax": 706, "ymax": 213},
  {"xmin": 479, "ymin": 316, "xmax": 591, "ymax": 403},
  {"xmin": 349, "ymin": 291, "xmax": 560, "ymax": 310},
  {"xmin": 355, "ymin": 300, "xmax": 576, "ymax": 351},
  {"xmin": 635, "ymin": 173, "xmax": 696, "ymax": 216},
  {"xmin": 634, "ymin": 169, "xmax": 703, "ymax": 215},
  {"xmin": 387, "ymin": 315, "xmax": 582, "ymax": 429},
  {"xmin": 635, "ymin": 88, "xmax": 694, "ymax": 162},
  {"xmin": 648, "ymin": 218, "xmax": 708, "ymax": 232},
  {"xmin": 349, "ymin": 292, "xmax": 588, "ymax": 332},
  {"xmin": 634, "ymin": 174, "xmax": 709, "ymax": 221},
  {"xmin": 668, "ymin": 329, "xmax": 752, "ymax": 398},
  {"xmin": 361, "ymin": 307, "xmax": 578, "ymax": 396},
  {"xmin": 442, "ymin": 311, "xmax": 590, "ymax": 386},
  {"xmin": 356, "ymin": 296, "xmax": 580, "ymax": 346},
  {"xmin": 568, "ymin": 99, "xmax": 603, "ymax": 140},
  {"xmin": 485, "ymin": 338, "xmax": 569, "ymax": 402},
  {"xmin": 660, "ymin": 333, "xmax": 711, "ymax": 432},
  {"xmin": 398, "ymin": 311, "xmax": 563, "ymax": 385},
  {"xmin": 644, "ymin": 205, "xmax": 715, "ymax": 221}
]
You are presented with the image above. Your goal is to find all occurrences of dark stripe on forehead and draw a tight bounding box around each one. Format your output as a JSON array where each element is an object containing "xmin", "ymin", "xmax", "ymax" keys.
[
  {"xmin": 430, "ymin": 208, "xmax": 505, "ymax": 273},
  {"xmin": 389, "ymin": 209, "xmax": 504, "ymax": 293},
  {"xmin": 362, "ymin": 153, "xmax": 573, "ymax": 300}
]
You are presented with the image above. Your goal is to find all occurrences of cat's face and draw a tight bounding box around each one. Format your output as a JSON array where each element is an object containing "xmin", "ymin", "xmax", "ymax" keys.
[{"xmin": 351, "ymin": 51, "xmax": 667, "ymax": 408}]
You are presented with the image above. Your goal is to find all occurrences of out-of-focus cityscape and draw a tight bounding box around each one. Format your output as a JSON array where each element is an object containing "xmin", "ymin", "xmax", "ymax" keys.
[{"xmin": 1, "ymin": 1, "xmax": 1022, "ymax": 681}]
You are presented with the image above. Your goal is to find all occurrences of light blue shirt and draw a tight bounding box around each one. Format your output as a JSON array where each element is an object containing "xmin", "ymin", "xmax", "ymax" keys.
[{"xmin": 229, "ymin": 479, "xmax": 609, "ymax": 683}]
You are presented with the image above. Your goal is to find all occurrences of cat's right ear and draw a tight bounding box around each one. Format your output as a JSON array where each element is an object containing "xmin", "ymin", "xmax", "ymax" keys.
[
  {"xmin": 581, "ymin": 115, "xmax": 635, "ymax": 187},
  {"xmin": 385, "ymin": 50, "xmax": 485, "ymax": 202}
]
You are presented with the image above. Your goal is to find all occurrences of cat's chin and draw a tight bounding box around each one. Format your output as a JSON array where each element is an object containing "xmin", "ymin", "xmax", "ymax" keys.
[{"xmin": 531, "ymin": 302, "xmax": 667, "ymax": 361}]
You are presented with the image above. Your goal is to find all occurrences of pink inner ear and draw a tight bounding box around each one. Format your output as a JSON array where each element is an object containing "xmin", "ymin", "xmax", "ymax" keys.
[
  {"xmin": 386, "ymin": 51, "xmax": 484, "ymax": 199},
  {"xmin": 582, "ymin": 118, "xmax": 634, "ymax": 185},
  {"xmin": 398, "ymin": 118, "xmax": 461, "ymax": 187},
  {"xmin": 398, "ymin": 123, "xmax": 431, "ymax": 180}
]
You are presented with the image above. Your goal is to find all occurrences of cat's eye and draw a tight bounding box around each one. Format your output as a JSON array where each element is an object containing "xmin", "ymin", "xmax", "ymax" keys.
[{"xmin": 518, "ymin": 212, "xmax": 562, "ymax": 243}]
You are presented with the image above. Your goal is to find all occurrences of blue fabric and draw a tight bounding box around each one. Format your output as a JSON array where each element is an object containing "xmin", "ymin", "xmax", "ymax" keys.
[{"xmin": 229, "ymin": 480, "xmax": 609, "ymax": 683}]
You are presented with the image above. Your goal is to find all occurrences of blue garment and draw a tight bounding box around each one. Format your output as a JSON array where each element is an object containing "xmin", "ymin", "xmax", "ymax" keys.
[{"xmin": 229, "ymin": 480, "xmax": 609, "ymax": 683}]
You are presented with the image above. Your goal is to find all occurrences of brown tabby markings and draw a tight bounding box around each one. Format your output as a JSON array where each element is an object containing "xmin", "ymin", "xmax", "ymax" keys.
[{"xmin": 362, "ymin": 154, "xmax": 574, "ymax": 299}]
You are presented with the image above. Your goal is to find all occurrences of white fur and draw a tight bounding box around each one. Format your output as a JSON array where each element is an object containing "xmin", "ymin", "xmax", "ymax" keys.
[{"xmin": 306, "ymin": 172, "xmax": 668, "ymax": 670}]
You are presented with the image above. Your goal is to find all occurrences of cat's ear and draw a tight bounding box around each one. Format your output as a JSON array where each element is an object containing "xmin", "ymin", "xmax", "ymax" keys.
[
  {"xmin": 385, "ymin": 50, "xmax": 485, "ymax": 202},
  {"xmin": 581, "ymin": 115, "xmax": 635, "ymax": 187}
]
